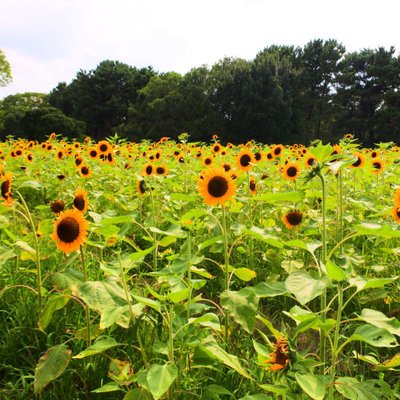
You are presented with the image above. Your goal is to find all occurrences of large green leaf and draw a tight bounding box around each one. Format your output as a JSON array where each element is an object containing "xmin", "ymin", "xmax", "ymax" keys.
[
  {"xmin": 220, "ymin": 288, "xmax": 259, "ymax": 333},
  {"xmin": 335, "ymin": 377, "xmax": 391, "ymax": 400},
  {"xmin": 348, "ymin": 324, "xmax": 398, "ymax": 347},
  {"xmin": 124, "ymin": 388, "xmax": 153, "ymax": 400},
  {"xmin": 34, "ymin": 344, "xmax": 71, "ymax": 394},
  {"xmin": 146, "ymin": 363, "xmax": 178, "ymax": 400},
  {"xmin": 359, "ymin": 309, "xmax": 400, "ymax": 336},
  {"xmin": 355, "ymin": 222, "xmax": 400, "ymax": 238},
  {"xmin": 199, "ymin": 337, "xmax": 251, "ymax": 379},
  {"xmin": 285, "ymin": 271, "xmax": 329, "ymax": 305},
  {"xmin": 189, "ymin": 313, "xmax": 221, "ymax": 332},
  {"xmin": 39, "ymin": 294, "xmax": 70, "ymax": 331},
  {"xmin": 73, "ymin": 337, "xmax": 121, "ymax": 359},
  {"xmin": 349, "ymin": 276, "xmax": 398, "ymax": 292},
  {"xmin": 239, "ymin": 395, "xmax": 270, "ymax": 400},
  {"xmin": 295, "ymin": 373, "xmax": 330, "ymax": 400},
  {"xmin": 254, "ymin": 281, "xmax": 287, "ymax": 297},
  {"xmin": 243, "ymin": 227, "xmax": 283, "ymax": 248}
]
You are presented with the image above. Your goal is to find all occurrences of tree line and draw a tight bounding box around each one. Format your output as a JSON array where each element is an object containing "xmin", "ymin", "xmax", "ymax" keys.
[{"xmin": 1, "ymin": 39, "xmax": 400, "ymax": 145}]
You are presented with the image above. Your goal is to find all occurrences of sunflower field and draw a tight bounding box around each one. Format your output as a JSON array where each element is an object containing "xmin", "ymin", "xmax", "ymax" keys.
[{"xmin": 0, "ymin": 133, "xmax": 399, "ymax": 400}]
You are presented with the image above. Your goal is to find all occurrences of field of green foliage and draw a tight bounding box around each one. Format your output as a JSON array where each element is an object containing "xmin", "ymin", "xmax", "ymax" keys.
[{"xmin": 0, "ymin": 133, "xmax": 399, "ymax": 399}]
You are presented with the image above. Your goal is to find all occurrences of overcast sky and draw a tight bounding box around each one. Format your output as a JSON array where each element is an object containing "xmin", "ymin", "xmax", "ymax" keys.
[{"xmin": 1, "ymin": 0, "xmax": 400, "ymax": 99}]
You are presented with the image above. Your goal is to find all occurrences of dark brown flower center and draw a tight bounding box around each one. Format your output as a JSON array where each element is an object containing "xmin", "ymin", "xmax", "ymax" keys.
[
  {"xmin": 287, "ymin": 166, "xmax": 298, "ymax": 177},
  {"xmin": 99, "ymin": 144, "xmax": 108, "ymax": 152},
  {"xmin": 250, "ymin": 180, "xmax": 256, "ymax": 191},
  {"xmin": 90, "ymin": 150, "xmax": 98, "ymax": 158},
  {"xmin": 57, "ymin": 217, "xmax": 80, "ymax": 243},
  {"xmin": 207, "ymin": 176, "xmax": 228, "ymax": 198},
  {"xmin": 372, "ymin": 162, "xmax": 381, "ymax": 170},
  {"xmin": 1, "ymin": 180, "xmax": 10, "ymax": 199},
  {"xmin": 205, "ymin": 158, "xmax": 212, "ymax": 165},
  {"xmin": 286, "ymin": 211, "xmax": 302, "ymax": 226},
  {"xmin": 240, "ymin": 154, "xmax": 251, "ymax": 167},
  {"xmin": 352, "ymin": 157, "xmax": 362, "ymax": 167},
  {"xmin": 156, "ymin": 167, "xmax": 165, "ymax": 175},
  {"xmin": 81, "ymin": 166, "xmax": 89, "ymax": 175},
  {"xmin": 146, "ymin": 165, "xmax": 153, "ymax": 175},
  {"xmin": 74, "ymin": 195, "xmax": 86, "ymax": 211},
  {"xmin": 139, "ymin": 180, "xmax": 146, "ymax": 194},
  {"xmin": 50, "ymin": 200, "xmax": 65, "ymax": 214}
]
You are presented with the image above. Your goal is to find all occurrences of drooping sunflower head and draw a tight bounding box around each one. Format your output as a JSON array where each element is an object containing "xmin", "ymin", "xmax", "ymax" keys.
[
  {"xmin": 1, "ymin": 172, "xmax": 13, "ymax": 206},
  {"xmin": 264, "ymin": 337, "xmax": 290, "ymax": 372},
  {"xmin": 73, "ymin": 188, "xmax": 89, "ymax": 213},
  {"xmin": 198, "ymin": 167, "xmax": 237, "ymax": 206},
  {"xmin": 282, "ymin": 162, "xmax": 301, "ymax": 181},
  {"xmin": 52, "ymin": 209, "xmax": 88, "ymax": 254},
  {"xmin": 249, "ymin": 177, "xmax": 256, "ymax": 195},
  {"xmin": 282, "ymin": 210, "xmax": 303, "ymax": 229},
  {"xmin": 236, "ymin": 149, "xmax": 255, "ymax": 172},
  {"xmin": 137, "ymin": 178, "xmax": 147, "ymax": 196}
]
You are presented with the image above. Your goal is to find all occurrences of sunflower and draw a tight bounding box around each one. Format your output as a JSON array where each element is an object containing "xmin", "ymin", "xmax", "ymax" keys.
[
  {"xmin": 370, "ymin": 150, "xmax": 379, "ymax": 159},
  {"xmin": 52, "ymin": 209, "xmax": 88, "ymax": 254},
  {"xmin": 393, "ymin": 188, "xmax": 400, "ymax": 206},
  {"xmin": 392, "ymin": 206, "xmax": 400, "ymax": 223},
  {"xmin": 265, "ymin": 151, "xmax": 275, "ymax": 161},
  {"xmin": 351, "ymin": 152, "xmax": 366, "ymax": 168},
  {"xmin": 88, "ymin": 147, "xmax": 99, "ymax": 159},
  {"xmin": 264, "ymin": 337, "xmax": 290, "ymax": 371},
  {"xmin": 282, "ymin": 162, "xmax": 301, "ymax": 181},
  {"xmin": 211, "ymin": 143, "xmax": 222, "ymax": 154},
  {"xmin": 249, "ymin": 176, "xmax": 256, "ymax": 195},
  {"xmin": 155, "ymin": 164, "xmax": 168, "ymax": 176},
  {"xmin": 236, "ymin": 149, "xmax": 255, "ymax": 172},
  {"xmin": 26, "ymin": 152, "xmax": 34, "ymax": 162},
  {"xmin": 55, "ymin": 148, "xmax": 65, "ymax": 160},
  {"xmin": 97, "ymin": 140, "xmax": 112, "ymax": 154},
  {"xmin": 78, "ymin": 164, "xmax": 92, "ymax": 178},
  {"xmin": 254, "ymin": 151, "xmax": 264, "ymax": 163},
  {"xmin": 282, "ymin": 210, "xmax": 303, "ymax": 229},
  {"xmin": 202, "ymin": 155, "xmax": 214, "ymax": 167},
  {"xmin": 198, "ymin": 167, "xmax": 237, "ymax": 206},
  {"xmin": 273, "ymin": 144, "xmax": 284, "ymax": 158},
  {"xmin": 73, "ymin": 188, "xmax": 89, "ymax": 213},
  {"xmin": 142, "ymin": 163, "xmax": 154, "ymax": 176},
  {"xmin": 75, "ymin": 155, "xmax": 84, "ymax": 167},
  {"xmin": 370, "ymin": 158, "xmax": 385, "ymax": 174},
  {"xmin": 304, "ymin": 154, "xmax": 317, "ymax": 168},
  {"xmin": 1, "ymin": 172, "xmax": 13, "ymax": 206},
  {"xmin": 50, "ymin": 199, "xmax": 65, "ymax": 215},
  {"xmin": 221, "ymin": 162, "xmax": 232, "ymax": 172}
]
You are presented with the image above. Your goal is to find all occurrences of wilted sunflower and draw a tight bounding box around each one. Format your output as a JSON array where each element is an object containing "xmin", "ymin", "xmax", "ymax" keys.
[
  {"xmin": 198, "ymin": 167, "xmax": 237, "ymax": 206},
  {"xmin": 1, "ymin": 172, "xmax": 13, "ymax": 206},
  {"xmin": 236, "ymin": 149, "xmax": 255, "ymax": 172},
  {"xmin": 137, "ymin": 178, "xmax": 147, "ymax": 196},
  {"xmin": 52, "ymin": 209, "xmax": 88, "ymax": 254},
  {"xmin": 282, "ymin": 162, "xmax": 301, "ymax": 181},
  {"xmin": 50, "ymin": 199, "xmax": 65, "ymax": 215},
  {"xmin": 249, "ymin": 176, "xmax": 256, "ymax": 195},
  {"xmin": 282, "ymin": 210, "xmax": 303, "ymax": 229},
  {"xmin": 264, "ymin": 337, "xmax": 290, "ymax": 371},
  {"xmin": 370, "ymin": 158, "xmax": 385, "ymax": 174},
  {"xmin": 73, "ymin": 188, "xmax": 89, "ymax": 213}
]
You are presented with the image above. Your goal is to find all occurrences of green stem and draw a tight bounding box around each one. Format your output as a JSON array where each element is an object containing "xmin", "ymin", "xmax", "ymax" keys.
[
  {"xmin": 318, "ymin": 172, "xmax": 327, "ymax": 373},
  {"xmin": 186, "ymin": 231, "xmax": 192, "ymax": 320},
  {"xmin": 118, "ymin": 252, "xmax": 134, "ymax": 325},
  {"xmin": 222, "ymin": 206, "xmax": 230, "ymax": 345},
  {"xmin": 16, "ymin": 191, "xmax": 42, "ymax": 311},
  {"xmin": 80, "ymin": 246, "xmax": 91, "ymax": 346},
  {"xmin": 329, "ymin": 282, "xmax": 343, "ymax": 399}
]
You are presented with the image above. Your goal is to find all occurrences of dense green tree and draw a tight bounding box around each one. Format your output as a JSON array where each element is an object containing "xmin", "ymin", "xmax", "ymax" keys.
[
  {"xmin": 335, "ymin": 47, "xmax": 400, "ymax": 144},
  {"xmin": 0, "ymin": 49, "xmax": 12, "ymax": 87},
  {"xmin": 49, "ymin": 61, "xmax": 155, "ymax": 138},
  {"xmin": 297, "ymin": 39, "xmax": 346, "ymax": 141},
  {"xmin": 0, "ymin": 92, "xmax": 84, "ymax": 139}
]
